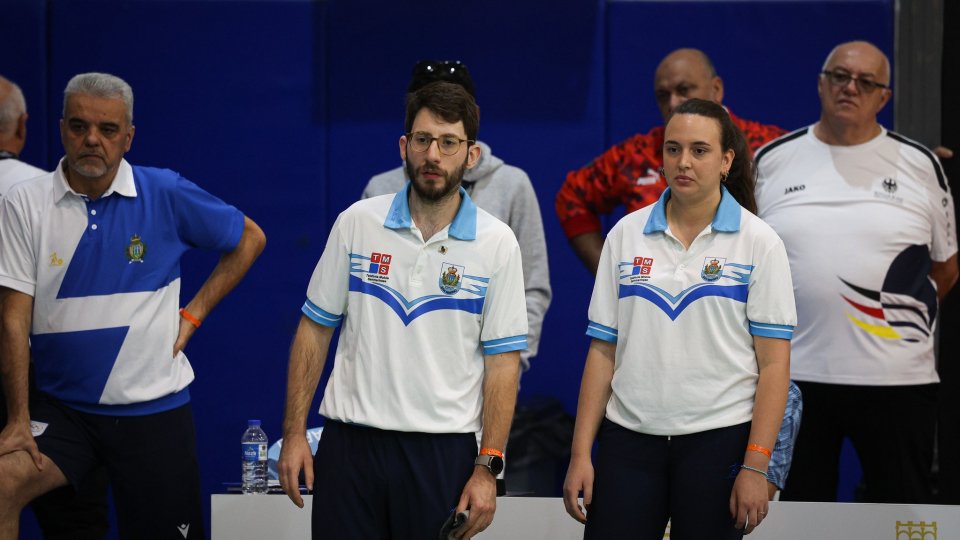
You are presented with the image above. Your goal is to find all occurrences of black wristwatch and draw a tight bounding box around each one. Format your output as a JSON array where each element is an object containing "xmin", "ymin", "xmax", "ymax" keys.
[{"xmin": 474, "ymin": 454, "xmax": 504, "ymax": 476}]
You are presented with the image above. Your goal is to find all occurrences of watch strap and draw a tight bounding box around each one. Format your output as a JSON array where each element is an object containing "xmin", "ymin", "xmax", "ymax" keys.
[{"xmin": 474, "ymin": 454, "xmax": 503, "ymax": 476}]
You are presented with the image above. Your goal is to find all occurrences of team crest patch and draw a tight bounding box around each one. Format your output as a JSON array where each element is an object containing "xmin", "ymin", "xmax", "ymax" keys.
[
  {"xmin": 125, "ymin": 234, "xmax": 146, "ymax": 263},
  {"xmin": 439, "ymin": 262, "xmax": 465, "ymax": 294},
  {"xmin": 881, "ymin": 177, "xmax": 898, "ymax": 193},
  {"xmin": 701, "ymin": 257, "xmax": 725, "ymax": 281}
]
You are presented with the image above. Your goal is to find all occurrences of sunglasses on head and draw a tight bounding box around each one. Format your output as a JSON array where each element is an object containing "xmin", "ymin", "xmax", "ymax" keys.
[{"xmin": 409, "ymin": 60, "xmax": 477, "ymax": 98}]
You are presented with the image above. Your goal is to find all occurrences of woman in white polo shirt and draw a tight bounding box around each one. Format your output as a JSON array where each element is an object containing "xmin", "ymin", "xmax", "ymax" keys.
[{"xmin": 562, "ymin": 99, "xmax": 796, "ymax": 539}]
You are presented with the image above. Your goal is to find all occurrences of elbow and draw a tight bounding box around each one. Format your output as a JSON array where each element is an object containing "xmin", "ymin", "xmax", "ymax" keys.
[
  {"xmin": 943, "ymin": 272, "xmax": 959, "ymax": 300},
  {"xmin": 245, "ymin": 217, "xmax": 267, "ymax": 257},
  {"xmin": 253, "ymin": 227, "xmax": 267, "ymax": 257}
]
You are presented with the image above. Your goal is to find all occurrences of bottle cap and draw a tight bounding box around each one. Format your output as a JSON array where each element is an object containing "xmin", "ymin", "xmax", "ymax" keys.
[{"xmin": 248, "ymin": 419, "xmax": 261, "ymax": 427}]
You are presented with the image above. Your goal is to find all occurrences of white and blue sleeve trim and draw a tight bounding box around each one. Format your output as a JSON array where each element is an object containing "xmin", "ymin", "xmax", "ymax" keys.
[
  {"xmin": 482, "ymin": 335, "xmax": 528, "ymax": 355},
  {"xmin": 586, "ymin": 321, "xmax": 618, "ymax": 343},
  {"xmin": 302, "ymin": 298, "xmax": 343, "ymax": 327},
  {"xmin": 749, "ymin": 321, "xmax": 794, "ymax": 340}
]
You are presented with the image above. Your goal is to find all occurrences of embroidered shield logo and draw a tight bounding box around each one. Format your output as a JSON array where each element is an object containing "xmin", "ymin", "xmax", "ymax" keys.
[
  {"xmin": 701, "ymin": 257, "xmax": 725, "ymax": 282},
  {"xmin": 126, "ymin": 234, "xmax": 146, "ymax": 263},
  {"xmin": 439, "ymin": 263, "xmax": 464, "ymax": 294}
]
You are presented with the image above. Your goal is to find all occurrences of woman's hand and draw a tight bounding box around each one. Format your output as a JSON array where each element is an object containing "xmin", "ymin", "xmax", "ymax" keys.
[
  {"xmin": 730, "ymin": 467, "xmax": 770, "ymax": 534},
  {"xmin": 562, "ymin": 455, "xmax": 595, "ymax": 523}
]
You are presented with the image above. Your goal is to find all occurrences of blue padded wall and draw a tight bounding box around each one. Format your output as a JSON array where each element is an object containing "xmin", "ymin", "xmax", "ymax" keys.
[{"xmin": 3, "ymin": 1, "xmax": 893, "ymax": 536}]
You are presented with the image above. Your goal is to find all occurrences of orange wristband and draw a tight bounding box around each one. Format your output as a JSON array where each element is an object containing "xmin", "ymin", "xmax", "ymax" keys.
[
  {"xmin": 179, "ymin": 308, "xmax": 202, "ymax": 329},
  {"xmin": 479, "ymin": 447, "xmax": 504, "ymax": 459},
  {"xmin": 747, "ymin": 443, "xmax": 772, "ymax": 459}
]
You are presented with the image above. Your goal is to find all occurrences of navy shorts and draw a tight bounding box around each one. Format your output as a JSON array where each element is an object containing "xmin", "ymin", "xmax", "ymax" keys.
[
  {"xmin": 2, "ymin": 370, "xmax": 109, "ymax": 540},
  {"xmin": 311, "ymin": 419, "xmax": 477, "ymax": 540},
  {"xmin": 585, "ymin": 419, "xmax": 750, "ymax": 540},
  {"xmin": 30, "ymin": 392, "xmax": 204, "ymax": 539}
]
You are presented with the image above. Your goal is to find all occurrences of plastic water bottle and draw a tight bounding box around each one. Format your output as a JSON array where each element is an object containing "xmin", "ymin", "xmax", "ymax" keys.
[{"xmin": 241, "ymin": 419, "xmax": 268, "ymax": 494}]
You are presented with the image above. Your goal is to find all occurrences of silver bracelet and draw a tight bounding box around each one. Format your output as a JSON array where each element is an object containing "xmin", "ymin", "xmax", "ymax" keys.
[{"xmin": 740, "ymin": 464, "xmax": 769, "ymax": 480}]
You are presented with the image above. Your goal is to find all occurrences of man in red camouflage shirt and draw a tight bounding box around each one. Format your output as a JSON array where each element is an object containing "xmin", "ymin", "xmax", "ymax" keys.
[{"xmin": 556, "ymin": 48, "xmax": 786, "ymax": 274}]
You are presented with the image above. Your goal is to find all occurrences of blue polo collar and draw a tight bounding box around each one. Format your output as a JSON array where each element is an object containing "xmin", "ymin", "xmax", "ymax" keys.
[
  {"xmin": 643, "ymin": 185, "xmax": 741, "ymax": 234},
  {"xmin": 384, "ymin": 183, "xmax": 478, "ymax": 240}
]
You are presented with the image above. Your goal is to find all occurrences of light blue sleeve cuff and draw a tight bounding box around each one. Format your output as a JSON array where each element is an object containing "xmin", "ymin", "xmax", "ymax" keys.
[
  {"xmin": 586, "ymin": 321, "xmax": 618, "ymax": 343},
  {"xmin": 749, "ymin": 321, "xmax": 794, "ymax": 340},
  {"xmin": 302, "ymin": 299, "xmax": 343, "ymax": 328},
  {"xmin": 482, "ymin": 335, "xmax": 528, "ymax": 355}
]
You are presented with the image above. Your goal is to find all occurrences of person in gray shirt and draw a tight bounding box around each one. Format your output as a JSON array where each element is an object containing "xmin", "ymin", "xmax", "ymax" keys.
[{"xmin": 363, "ymin": 60, "xmax": 551, "ymax": 373}]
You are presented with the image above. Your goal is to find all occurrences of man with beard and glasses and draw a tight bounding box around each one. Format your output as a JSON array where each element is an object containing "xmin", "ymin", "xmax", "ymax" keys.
[
  {"xmin": 363, "ymin": 60, "xmax": 550, "ymax": 377},
  {"xmin": 278, "ymin": 81, "xmax": 527, "ymax": 540}
]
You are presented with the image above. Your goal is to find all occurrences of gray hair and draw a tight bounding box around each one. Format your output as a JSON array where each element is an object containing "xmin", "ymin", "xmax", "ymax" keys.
[
  {"xmin": 0, "ymin": 74, "xmax": 27, "ymax": 135},
  {"xmin": 63, "ymin": 72, "xmax": 134, "ymax": 123}
]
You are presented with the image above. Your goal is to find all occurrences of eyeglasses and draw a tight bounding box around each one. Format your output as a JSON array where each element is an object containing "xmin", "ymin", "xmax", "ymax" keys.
[
  {"xmin": 409, "ymin": 60, "xmax": 477, "ymax": 98},
  {"xmin": 406, "ymin": 132, "xmax": 474, "ymax": 156},
  {"xmin": 821, "ymin": 69, "xmax": 889, "ymax": 93}
]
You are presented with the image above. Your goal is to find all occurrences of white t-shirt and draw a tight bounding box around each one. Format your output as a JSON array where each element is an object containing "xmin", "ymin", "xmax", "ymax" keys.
[
  {"xmin": 587, "ymin": 187, "xmax": 796, "ymax": 436},
  {"xmin": 0, "ymin": 157, "xmax": 46, "ymax": 197},
  {"xmin": 302, "ymin": 185, "xmax": 528, "ymax": 433},
  {"xmin": 756, "ymin": 126, "xmax": 956, "ymax": 385}
]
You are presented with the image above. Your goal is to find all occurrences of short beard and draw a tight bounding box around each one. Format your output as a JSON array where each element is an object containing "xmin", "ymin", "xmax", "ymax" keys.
[
  {"xmin": 406, "ymin": 157, "xmax": 466, "ymax": 203},
  {"xmin": 70, "ymin": 159, "xmax": 108, "ymax": 179}
]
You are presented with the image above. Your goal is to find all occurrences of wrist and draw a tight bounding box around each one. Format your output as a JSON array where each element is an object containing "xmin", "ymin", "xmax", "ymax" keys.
[
  {"xmin": 281, "ymin": 422, "xmax": 307, "ymax": 439},
  {"xmin": 570, "ymin": 451, "xmax": 592, "ymax": 463},
  {"xmin": 742, "ymin": 451, "xmax": 770, "ymax": 469},
  {"xmin": 9, "ymin": 412, "xmax": 31, "ymax": 426},
  {"xmin": 570, "ymin": 441, "xmax": 594, "ymax": 460},
  {"xmin": 740, "ymin": 464, "xmax": 769, "ymax": 480},
  {"xmin": 179, "ymin": 307, "xmax": 202, "ymax": 329},
  {"xmin": 474, "ymin": 464, "xmax": 498, "ymax": 477},
  {"xmin": 746, "ymin": 443, "xmax": 772, "ymax": 459},
  {"xmin": 475, "ymin": 452, "xmax": 504, "ymax": 477}
]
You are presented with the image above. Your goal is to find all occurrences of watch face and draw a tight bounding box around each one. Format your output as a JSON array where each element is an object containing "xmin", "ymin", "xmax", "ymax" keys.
[{"xmin": 489, "ymin": 456, "xmax": 504, "ymax": 475}]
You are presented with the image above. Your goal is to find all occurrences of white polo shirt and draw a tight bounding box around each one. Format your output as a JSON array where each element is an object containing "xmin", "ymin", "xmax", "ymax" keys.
[
  {"xmin": 0, "ymin": 158, "xmax": 46, "ymax": 197},
  {"xmin": 756, "ymin": 126, "xmax": 956, "ymax": 385},
  {"xmin": 303, "ymin": 184, "xmax": 528, "ymax": 434},
  {"xmin": 587, "ymin": 187, "xmax": 796, "ymax": 436},
  {"xmin": 0, "ymin": 159, "xmax": 244, "ymax": 414}
]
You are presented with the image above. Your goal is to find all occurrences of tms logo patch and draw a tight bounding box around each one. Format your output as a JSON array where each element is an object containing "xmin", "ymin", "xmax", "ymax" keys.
[
  {"xmin": 632, "ymin": 256, "xmax": 653, "ymax": 276},
  {"xmin": 368, "ymin": 252, "xmax": 392, "ymax": 275}
]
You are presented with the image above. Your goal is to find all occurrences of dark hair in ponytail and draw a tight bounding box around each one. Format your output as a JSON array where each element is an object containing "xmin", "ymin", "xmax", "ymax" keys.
[{"xmin": 668, "ymin": 99, "xmax": 757, "ymax": 214}]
